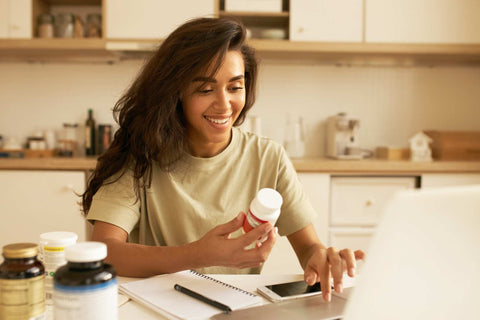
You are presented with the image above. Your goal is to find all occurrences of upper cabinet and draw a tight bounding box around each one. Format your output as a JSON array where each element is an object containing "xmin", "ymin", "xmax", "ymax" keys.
[
  {"xmin": 290, "ymin": 0, "xmax": 363, "ymax": 42},
  {"xmin": 105, "ymin": 0, "xmax": 215, "ymax": 39},
  {"xmin": 1, "ymin": 0, "xmax": 480, "ymax": 64},
  {"xmin": 0, "ymin": 0, "xmax": 32, "ymax": 38},
  {"xmin": 366, "ymin": 0, "xmax": 480, "ymax": 44}
]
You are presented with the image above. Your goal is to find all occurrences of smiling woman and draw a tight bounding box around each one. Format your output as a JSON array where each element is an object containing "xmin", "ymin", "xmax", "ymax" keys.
[
  {"xmin": 182, "ymin": 51, "xmax": 246, "ymax": 157},
  {"xmin": 81, "ymin": 16, "xmax": 363, "ymax": 303}
]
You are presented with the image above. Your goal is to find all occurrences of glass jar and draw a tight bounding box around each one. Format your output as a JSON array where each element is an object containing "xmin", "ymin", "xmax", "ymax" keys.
[
  {"xmin": 0, "ymin": 243, "xmax": 46, "ymax": 319},
  {"xmin": 58, "ymin": 123, "xmax": 78, "ymax": 157},
  {"xmin": 37, "ymin": 14, "xmax": 54, "ymax": 38},
  {"xmin": 86, "ymin": 14, "xmax": 102, "ymax": 38},
  {"xmin": 55, "ymin": 13, "xmax": 75, "ymax": 38}
]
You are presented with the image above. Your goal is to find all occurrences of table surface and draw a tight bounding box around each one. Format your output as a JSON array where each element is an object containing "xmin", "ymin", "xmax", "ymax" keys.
[{"xmin": 117, "ymin": 273, "xmax": 356, "ymax": 320}]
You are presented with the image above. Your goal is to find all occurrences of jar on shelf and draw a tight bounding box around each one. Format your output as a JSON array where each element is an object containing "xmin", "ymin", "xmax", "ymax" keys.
[
  {"xmin": 55, "ymin": 13, "xmax": 75, "ymax": 38},
  {"xmin": 37, "ymin": 14, "xmax": 54, "ymax": 38},
  {"xmin": 86, "ymin": 14, "xmax": 102, "ymax": 38}
]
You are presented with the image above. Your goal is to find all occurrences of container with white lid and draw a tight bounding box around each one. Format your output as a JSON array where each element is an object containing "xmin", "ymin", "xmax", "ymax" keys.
[
  {"xmin": 243, "ymin": 188, "xmax": 283, "ymax": 236},
  {"xmin": 53, "ymin": 242, "xmax": 117, "ymax": 320},
  {"xmin": 39, "ymin": 231, "xmax": 78, "ymax": 306}
]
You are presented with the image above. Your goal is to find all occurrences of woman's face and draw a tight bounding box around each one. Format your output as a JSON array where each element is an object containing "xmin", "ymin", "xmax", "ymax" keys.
[{"xmin": 182, "ymin": 50, "xmax": 246, "ymax": 157}]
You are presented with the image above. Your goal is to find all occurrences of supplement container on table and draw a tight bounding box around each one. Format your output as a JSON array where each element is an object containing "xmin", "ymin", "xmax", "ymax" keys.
[
  {"xmin": 243, "ymin": 188, "xmax": 283, "ymax": 238},
  {"xmin": 39, "ymin": 231, "xmax": 78, "ymax": 306},
  {"xmin": 53, "ymin": 241, "xmax": 117, "ymax": 320},
  {"xmin": 0, "ymin": 243, "xmax": 46, "ymax": 320}
]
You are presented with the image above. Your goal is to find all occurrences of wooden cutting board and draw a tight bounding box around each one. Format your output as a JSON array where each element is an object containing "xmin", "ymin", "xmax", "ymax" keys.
[{"xmin": 424, "ymin": 131, "xmax": 480, "ymax": 160}]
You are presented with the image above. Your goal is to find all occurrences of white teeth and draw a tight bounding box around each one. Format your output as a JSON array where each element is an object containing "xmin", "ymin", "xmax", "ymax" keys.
[{"xmin": 205, "ymin": 116, "xmax": 229, "ymax": 124}]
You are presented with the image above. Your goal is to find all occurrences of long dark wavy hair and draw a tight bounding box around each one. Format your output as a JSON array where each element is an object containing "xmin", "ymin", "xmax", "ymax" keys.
[{"xmin": 82, "ymin": 17, "xmax": 258, "ymax": 214}]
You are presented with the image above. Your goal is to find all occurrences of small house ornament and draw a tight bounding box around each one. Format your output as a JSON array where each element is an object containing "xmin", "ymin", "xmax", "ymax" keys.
[{"xmin": 409, "ymin": 132, "xmax": 433, "ymax": 162}]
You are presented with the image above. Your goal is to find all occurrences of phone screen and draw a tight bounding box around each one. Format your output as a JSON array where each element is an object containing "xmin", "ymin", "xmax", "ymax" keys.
[{"xmin": 266, "ymin": 281, "xmax": 321, "ymax": 297}]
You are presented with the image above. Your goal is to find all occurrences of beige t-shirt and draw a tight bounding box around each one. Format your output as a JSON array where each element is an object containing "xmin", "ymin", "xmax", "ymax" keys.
[{"xmin": 87, "ymin": 128, "xmax": 317, "ymax": 274}]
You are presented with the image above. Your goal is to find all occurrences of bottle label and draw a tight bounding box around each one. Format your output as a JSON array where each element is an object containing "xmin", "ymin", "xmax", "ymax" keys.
[
  {"xmin": 54, "ymin": 279, "xmax": 118, "ymax": 320},
  {"xmin": 41, "ymin": 246, "xmax": 68, "ymax": 305},
  {"xmin": 0, "ymin": 276, "xmax": 46, "ymax": 319},
  {"xmin": 85, "ymin": 127, "xmax": 91, "ymax": 148},
  {"xmin": 243, "ymin": 209, "xmax": 268, "ymax": 233}
]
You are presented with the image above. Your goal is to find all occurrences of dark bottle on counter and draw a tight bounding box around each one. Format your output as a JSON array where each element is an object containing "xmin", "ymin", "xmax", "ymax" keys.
[{"xmin": 85, "ymin": 109, "xmax": 96, "ymax": 156}]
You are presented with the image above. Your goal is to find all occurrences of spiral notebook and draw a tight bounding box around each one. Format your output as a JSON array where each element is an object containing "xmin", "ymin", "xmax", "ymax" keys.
[{"xmin": 119, "ymin": 270, "xmax": 263, "ymax": 320}]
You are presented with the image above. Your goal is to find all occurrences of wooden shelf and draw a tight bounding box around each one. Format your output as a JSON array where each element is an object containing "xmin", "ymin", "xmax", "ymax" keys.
[{"xmin": 1, "ymin": 37, "xmax": 480, "ymax": 65}]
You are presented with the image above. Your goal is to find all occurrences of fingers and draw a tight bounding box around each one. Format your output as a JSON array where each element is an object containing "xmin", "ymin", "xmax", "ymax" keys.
[
  {"xmin": 354, "ymin": 249, "xmax": 365, "ymax": 261},
  {"xmin": 237, "ymin": 227, "xmax": 278, "ymax": 269},
  {"xmin": 339, "ymin": 248, "xmax": 356, "ymax": 277},
  {"xmin": 328, "ymin": 247, "xmax": 344, "ymax": 294},
  {"xmin": 214, "ymin": 212, "xmax": 245, "ymax": 236},
  {"xmin": 239, "ymin": 222, "xmax": 273, "ymax": 247}
]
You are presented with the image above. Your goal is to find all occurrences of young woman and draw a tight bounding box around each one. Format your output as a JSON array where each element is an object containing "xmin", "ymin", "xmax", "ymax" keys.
[{"xmin": 82, "ymin": 17, "xmax": 363, "ymax": 302}]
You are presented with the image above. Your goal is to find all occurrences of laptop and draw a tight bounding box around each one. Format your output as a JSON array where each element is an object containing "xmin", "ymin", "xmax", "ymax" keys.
[
  {"xmin": 213, "ymin": 185, "xmax": 480, "ymax": 320},
  {"xmin": 344, "ymin": 185, "xmax": 480, "ymax": 320}
]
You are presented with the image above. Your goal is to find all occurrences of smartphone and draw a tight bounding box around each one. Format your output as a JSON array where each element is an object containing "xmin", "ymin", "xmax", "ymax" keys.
[{"xmin": 257, "ymin": 280, "xmax": 322, "ymax": 302}]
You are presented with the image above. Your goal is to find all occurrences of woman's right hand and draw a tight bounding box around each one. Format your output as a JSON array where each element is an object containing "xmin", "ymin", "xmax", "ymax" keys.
[{"xmin": 193, "ymin": 212, "xmax": 277, "ymax": 269}]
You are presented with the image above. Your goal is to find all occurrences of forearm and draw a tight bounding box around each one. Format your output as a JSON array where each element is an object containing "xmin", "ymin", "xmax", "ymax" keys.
[
  {"xmin": 101, "ymin": 238, "xmax": 203, "ymax": 277},
  {"xmin": 287, "ymin": 224, "xmax": 326, "ymax": 270}
]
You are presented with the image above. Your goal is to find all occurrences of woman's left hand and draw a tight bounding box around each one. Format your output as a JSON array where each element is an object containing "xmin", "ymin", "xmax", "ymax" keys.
[{"xmin": 303, "ymin": 245, "xmax": 364, "ymax": 302}]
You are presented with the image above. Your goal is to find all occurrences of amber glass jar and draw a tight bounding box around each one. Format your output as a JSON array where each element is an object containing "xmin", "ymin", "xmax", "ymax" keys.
[{"xmin": 0, "ymin": 243, "xmax": 46, "ymax": 320}]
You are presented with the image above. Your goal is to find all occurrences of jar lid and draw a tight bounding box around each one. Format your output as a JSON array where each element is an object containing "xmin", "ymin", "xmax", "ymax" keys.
[
  {"xmin": 65, "ymin": 242, "xmax": 107, "ymax": 263},
  {"xmin": 40, "ymin": 231, "xmax": 78, "ymax": 247},
  {"xmin": 3, "ymin": 243, "xmax": 39, "ymax": 259},
  {"xmin": 250, "ymin": 188, "xmax": 283, "ymax": 219}
]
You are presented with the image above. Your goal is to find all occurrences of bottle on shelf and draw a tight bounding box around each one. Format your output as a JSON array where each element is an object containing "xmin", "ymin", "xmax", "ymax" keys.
[{"xmin": 85, "ymin": 109, "xmax": 96, "ymax": 156}]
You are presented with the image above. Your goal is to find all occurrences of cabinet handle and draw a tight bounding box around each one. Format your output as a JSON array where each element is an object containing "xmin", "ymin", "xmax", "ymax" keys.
[
  {"xmin": 297, "ymin": 27, "xmax": 304, "ymax": 34},
  {"xmin": 365, "ymin": 199, "xmax": 375, "ymax": 207}
]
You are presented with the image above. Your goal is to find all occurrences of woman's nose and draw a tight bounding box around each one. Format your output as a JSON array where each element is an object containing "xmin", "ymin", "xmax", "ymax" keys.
[{"xmin": 214, "ymin": 90, "xmax": 231, "ymax": 111}]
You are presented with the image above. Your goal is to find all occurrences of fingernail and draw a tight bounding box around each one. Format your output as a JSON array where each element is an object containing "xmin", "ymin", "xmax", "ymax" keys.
[
  {"xmin": 306, "ymin": 275, "xmax": 314, "ymax": 285},
  {"xmin": 326, "ymin": 293, "xmax": 331, "ymax": 302},
  {"xmin": 349, "ymin": 267, "xmax": 355, "ymax": 277},
  {"xmin": 336, "ymin": 283, "xmax": 343, "ymax": 292},
  {"xmin": 274, "ymin": 227, "xmax": 278, "ymax": 235}
]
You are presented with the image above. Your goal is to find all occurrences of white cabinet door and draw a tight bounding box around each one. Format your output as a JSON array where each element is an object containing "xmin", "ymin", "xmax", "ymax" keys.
[
  {"xmin": 330, "ymin": 176, "xmax": 416, "ymax": 227},
  {"xmin": 366, "ymin": 0, "xmax": 480, "ymax": 43},
  {"xmin": 421, "ymin": 174, "xmax": 480, "ymax": 188},
  {"xmin": 329, "ymin": 227, "xmax": 374, "ymax": 254},
  {"xmin": 0, "ymin": 170, "xmax": 87, "ymax": 250},
  {"xmin": 261, "ymin": 173, "xmax": 329, "ymax": 275},
  {"xmin": 290, "ymin": 0, "xmax": 363, "ymax": 42},
  {"xmin": 0, "ymin": 0, "xmax": 32, "ymax": 39},
  {"xmin": 105, "ymin": 0, "xmax": 215, "ymax": 39}
]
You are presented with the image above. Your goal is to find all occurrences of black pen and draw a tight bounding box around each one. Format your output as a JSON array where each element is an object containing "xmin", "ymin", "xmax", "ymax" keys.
[{"xmin": 174, "ymin": 283, "xmax": 232, "ymax": 314}]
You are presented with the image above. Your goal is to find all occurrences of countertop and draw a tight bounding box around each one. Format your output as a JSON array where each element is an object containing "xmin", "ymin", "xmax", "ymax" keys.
[{"xmin": 1, "ymin": 157, "xmax": 480, "ymax": 174}]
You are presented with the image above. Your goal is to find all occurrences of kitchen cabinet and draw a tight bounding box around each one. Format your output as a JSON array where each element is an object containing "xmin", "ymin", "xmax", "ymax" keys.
[
  {"xmin": 290, "ymin": 0, "xmax": 363, "ymax": 42},
  {"xmin": 0, "ymin": 0, "xmax": 32, "ymax": 38},
  {"xmin": 0, "ymin": 170, "xmax": 88, "ymax": 250},
  {"xmin": 421, "ymin": 173, "xmax": 480, "ymax": 188},
  {"xmin": 262, "ymin": 173, "xmax": 330, "ymax": 275},
  {"xmin": 365, "ymin": 0, "xmax": 480, "ymax": 44},
  {"xmin": 328, "ymin": 176, "xmax": 417, "ymax": 254},
  {"xmin": 105, "ymin": 0, "xmax": 215, "ymax": 39}
]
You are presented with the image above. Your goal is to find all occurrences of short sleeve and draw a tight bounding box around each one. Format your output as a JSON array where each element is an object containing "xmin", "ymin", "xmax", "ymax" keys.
[
  {"xmin": 86, "ymin": 169, "xmax": 141, "ymax": 234},
  {"xmin": 274, "ymin": 147, "xmax": 317, "ymax": 236}
]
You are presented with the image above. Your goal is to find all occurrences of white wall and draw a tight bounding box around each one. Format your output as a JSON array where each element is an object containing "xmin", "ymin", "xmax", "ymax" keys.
[{"xmin": 1, "ymin": 59, "xmax": 479, "ymax": 157}]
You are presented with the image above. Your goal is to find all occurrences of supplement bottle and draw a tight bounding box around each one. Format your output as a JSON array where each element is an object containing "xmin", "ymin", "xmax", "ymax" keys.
[
  {"xmin": 53, "ymin": 241, "xmax": 117, "ymax": 320},
  {"xmin": 0, "ymin": 243, "xmax": 46, "ymax": 320},
  {"xmin": 39, "ymin": 231, "xmax": 78, "ymax": 305},
  {"xmin": 243, "ymin": 188, "xmax": 283, "ymax": 235}
]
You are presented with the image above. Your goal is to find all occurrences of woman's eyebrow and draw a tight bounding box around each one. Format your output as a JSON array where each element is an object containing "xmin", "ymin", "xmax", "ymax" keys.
[{"xmin": 192, "ymin": 75, "xmax": 244, "ymax": 83}]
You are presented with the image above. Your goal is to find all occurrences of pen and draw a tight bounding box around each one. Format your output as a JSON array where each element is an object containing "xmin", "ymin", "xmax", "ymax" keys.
[{"xmin": 174, "ymin": 283, "xmax": 232, "ymax": 314}]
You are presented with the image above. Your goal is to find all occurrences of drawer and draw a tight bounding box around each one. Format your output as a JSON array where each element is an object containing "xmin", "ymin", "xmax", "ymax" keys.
[
  {"xmin": 329, "ymin": 227, "xmax": 374, "ymax": 254},
  {"xmin": 330, "ymin": 176, "xmax": 416, "ymax": 227}
]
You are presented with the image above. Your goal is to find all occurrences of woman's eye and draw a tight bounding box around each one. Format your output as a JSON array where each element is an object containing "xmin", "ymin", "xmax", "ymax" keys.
[
  {"xmin": 198, "ymin": 89, "xmax": 213, "ymax": 94},
  {"xmin": 230, "ymin": 86, "xmax": 244, "ymax": 92}
]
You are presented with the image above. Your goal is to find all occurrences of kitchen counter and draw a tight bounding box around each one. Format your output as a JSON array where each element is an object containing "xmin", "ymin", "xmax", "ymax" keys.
[{"xmin": 1, "ymin": 157, "xmax": 480, "ymax": 174}]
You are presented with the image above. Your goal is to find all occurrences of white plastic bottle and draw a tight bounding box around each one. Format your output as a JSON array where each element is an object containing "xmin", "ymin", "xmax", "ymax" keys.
[
  {"xmin": 39, "ymin": 231, "xmax": 78, "ymax": 306},
  {"xmin": 243, "ymin": 188, "xmax": 283, "ymax": 235}
]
